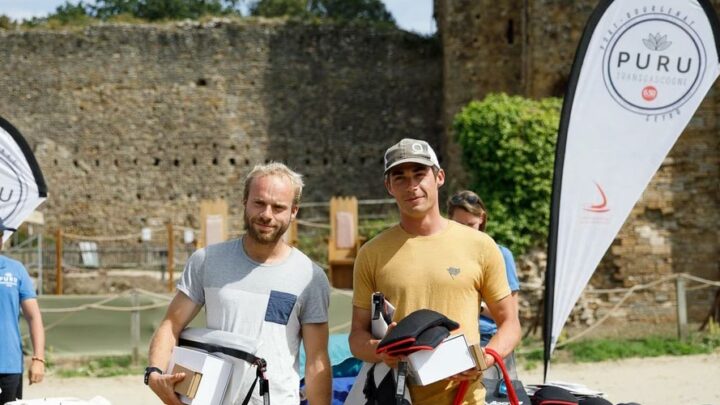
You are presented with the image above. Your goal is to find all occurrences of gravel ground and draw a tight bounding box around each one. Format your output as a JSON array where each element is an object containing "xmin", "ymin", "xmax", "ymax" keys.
[{"xmin": 20, "ymin": 352, "xmax": 720, "ymax": 405}]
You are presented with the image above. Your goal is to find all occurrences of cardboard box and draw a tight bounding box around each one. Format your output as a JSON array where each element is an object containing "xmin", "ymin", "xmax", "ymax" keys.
[
  {"xmin": 173, "ymin": 364, "xmax": 203, "ymax": 399},
  {"xmin": 167, "ymin": 346, "xmax": 233, "ymax": 405},
  {"xmin": 407, "ymin": 334, "xmax": 476, "ymax": 386}
]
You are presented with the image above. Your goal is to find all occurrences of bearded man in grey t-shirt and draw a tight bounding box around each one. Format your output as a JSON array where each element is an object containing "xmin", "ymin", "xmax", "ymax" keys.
[{"xmin": 147, "ymin": 162, "xmax": 332, "ymax": 405}]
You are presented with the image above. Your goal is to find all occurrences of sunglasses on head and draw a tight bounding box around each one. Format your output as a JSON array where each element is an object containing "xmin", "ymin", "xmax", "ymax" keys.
[{"xmin": 450, "ymin": 194, "xmax": 480, "ymax": 205}]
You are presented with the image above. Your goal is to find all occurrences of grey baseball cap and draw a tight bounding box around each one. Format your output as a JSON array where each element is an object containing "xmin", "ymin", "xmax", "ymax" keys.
[{"xmin": 383, "ymin": 138, "xmax": 441, "ymax": 174}]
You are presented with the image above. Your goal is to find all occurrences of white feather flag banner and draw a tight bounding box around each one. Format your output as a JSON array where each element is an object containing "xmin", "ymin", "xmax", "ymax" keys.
[
  {"xmin": 543, "ymin": 0, "xmax": 720, "ymax": 380},
  {"xmin": 0, "ymin": 116, "xmax": 47, "ymax": 241}
]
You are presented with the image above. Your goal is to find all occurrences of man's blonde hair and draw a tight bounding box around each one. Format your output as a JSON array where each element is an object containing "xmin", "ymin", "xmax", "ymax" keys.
[{"xmin": 243, "ymin": 162, "xmax": 304, "ymax": 206}]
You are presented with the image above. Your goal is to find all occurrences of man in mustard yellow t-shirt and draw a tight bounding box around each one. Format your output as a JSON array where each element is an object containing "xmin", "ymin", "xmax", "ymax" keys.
[{"xmin": 349, "ymin": 138, "xmax": 521, "ymax": 405}]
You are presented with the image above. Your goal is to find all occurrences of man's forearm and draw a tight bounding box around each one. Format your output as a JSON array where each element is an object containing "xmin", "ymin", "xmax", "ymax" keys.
[
  {"xmin": 148, "ymin": 320, "xmax": 179, "ymax": 370},
  {"xmin": 485, "ymin": 318, "xmax": 521, "ymax": 359},
  {"xmin": 349, "ymin": 329, "xmax": 382, "ymax": 363},
  {"xmin": 28, "ymin": 316, "xmax": 45, "ymax": 359},
  {"xmin": 304, "ymin": 354, "xmax": 331, "ymax": 405}
]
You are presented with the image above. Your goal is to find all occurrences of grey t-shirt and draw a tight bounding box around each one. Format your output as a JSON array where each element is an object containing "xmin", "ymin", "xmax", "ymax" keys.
[{"xmin": 177, "ymin": 238, "xmax": 330, "ymax": 405}]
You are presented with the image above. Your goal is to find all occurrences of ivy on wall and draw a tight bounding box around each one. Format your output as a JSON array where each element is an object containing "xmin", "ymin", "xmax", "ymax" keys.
[{"xmin": 453, "ymin": 93, "xmax": 561, "ymax": 254}]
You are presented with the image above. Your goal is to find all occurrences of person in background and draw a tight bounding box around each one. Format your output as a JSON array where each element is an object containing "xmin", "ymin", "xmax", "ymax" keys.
[
  {"xmin": 447, "ymin": 190, "xmax": 520, "ymax": 379},
  {"xmin": 349, "ymin": 138, "xmax": 521, "ymax": 404},
  {"xmin": 146, "ymin": 162, "xmax": 331, "ymax": 405},
  {"xmin": 0, "ymin": 221, "xmax": 45, "ymax": 404}
]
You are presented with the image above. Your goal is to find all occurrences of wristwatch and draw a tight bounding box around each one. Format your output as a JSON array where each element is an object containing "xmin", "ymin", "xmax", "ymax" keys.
[{"xmin": 144, "ymin": 366, "xmax": 163, "ymax": 385}]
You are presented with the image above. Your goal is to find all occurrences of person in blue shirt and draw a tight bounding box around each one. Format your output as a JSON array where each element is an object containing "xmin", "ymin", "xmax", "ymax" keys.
[
  {"xmin": 0, "ymin": 221, "xmax": 45, "ymax": 404},
  {"xmin": 447, "ymin": 190, "xmax": 520, "ymax": 379}
]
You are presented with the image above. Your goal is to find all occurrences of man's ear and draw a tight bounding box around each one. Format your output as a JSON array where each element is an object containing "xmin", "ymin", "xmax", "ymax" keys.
[
  {"xmin": 290, "ymin": 204, "xmax": 299, "ymax": 221},
  {"xmin": 436, "ymin": 169, "xmax": 446, "ymax": 188},
  {"xmin": 384, "ymin": 176, "xmax": 394, "ymax": 197}
]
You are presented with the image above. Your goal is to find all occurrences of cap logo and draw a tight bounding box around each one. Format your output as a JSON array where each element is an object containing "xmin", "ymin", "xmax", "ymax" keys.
[{"xmin": 411, "ymin": 142, "xmax": 425, "ymax": 154}]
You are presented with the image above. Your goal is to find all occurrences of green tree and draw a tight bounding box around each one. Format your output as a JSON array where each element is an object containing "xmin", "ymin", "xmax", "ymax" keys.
[
  {"xmin": 91, "ymin": 0, "xmax": 240, "ymax": 20},
  {"xmin": 453, "ymin": 93, "xmax": 561, "ymax": 254},
  {"xmin": 250, "ymin": 0, "xmax": 395, "ymax": 24},
  {"xmin": 0, "ymin": 14, "xmax": 15, "ymax": 29},
  {"xmin": 51, "ymin": 1, "xmax": 91, "ymax": 23},
  {"xmin": 38, "ymin": 0, "xmax": 241, "ymax": 23},
  {"xmin": 308, "ymin": 0, "xmax": 394, "ymax": 22},
  {"xmin": 249, "ymin": 0, "xmax": 308, "ymax": 18}
]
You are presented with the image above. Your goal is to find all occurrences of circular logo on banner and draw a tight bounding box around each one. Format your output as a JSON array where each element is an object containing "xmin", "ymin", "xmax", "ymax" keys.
[
  {"xmin": 602, "ymin": 7, "xmax": 707, "ymax": 118},
  {"xmin": 0, "ymin": 143, "xmax": 26, "ymax": 225}
]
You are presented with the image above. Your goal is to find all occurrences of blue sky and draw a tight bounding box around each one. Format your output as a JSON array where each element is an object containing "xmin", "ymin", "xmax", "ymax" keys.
[{"xmin": 0, "ymin": 0, "xmax": 436, "ymax": 34}]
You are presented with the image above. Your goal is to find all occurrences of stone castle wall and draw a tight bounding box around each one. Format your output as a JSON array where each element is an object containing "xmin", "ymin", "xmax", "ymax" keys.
[
  {"xmin": 0, "ymin": 20, "xmax": 442, "ymax": 235},
  {"xmin": 1, "ymin": 5, "xmax": 718, "ymax": 325}
]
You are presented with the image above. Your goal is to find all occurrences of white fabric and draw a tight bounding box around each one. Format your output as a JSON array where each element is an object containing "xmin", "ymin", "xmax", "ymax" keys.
[
  {"xmin": 177, "ymin": 239, "xmax": 329, "ymax": 405},
  {"xmin": 551, "ymin": 0, "xmax": 720, "ymax": 356},
  {"xmin": 7, "ymin": 398, "xmax": 111, "ymax": 405},
  {"xmin": 346, "ymin": 294, "xmax": 411, "ymax": 405},
  {"xmin": 0, "ymin": 120, "xmax": 46, "ymax": 241},
  {"xmin": 335, "ymin": 212, "xmax": 355, "ymax": 249},
  {"xmin": 178, "ymin": 328, "xmax": 259, "ymax": 405}
]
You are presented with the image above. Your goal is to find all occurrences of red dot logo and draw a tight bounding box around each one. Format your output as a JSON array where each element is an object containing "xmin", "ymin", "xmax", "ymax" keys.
[{"xmin": 642, "ymin": 86, "xmax": 657, "ymax": 101}]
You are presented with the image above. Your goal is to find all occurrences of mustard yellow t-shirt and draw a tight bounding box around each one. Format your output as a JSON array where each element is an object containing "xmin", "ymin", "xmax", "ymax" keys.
[{"xmin": 352, "ymin": 220, "xmax": 510, "ymax": 405}]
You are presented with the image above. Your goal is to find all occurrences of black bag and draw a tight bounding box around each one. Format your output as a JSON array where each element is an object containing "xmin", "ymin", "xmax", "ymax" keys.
[
  {"xmin": 578, "ymin": 397, "xmax": 613, "ymax": 405},
  {"xmin": 376, "ymin": 309, "xmax": 459, "ymax": 355},
  {"xmin": 178, "ymin": 328, "xmax": 270, "ymax": 405},
  {"xmin": 531, "ymin": 386, "xmax": 579, "ymax": 405},
  {"xmin": 484, "ymin": 378, "xmax": 532, "ymax": 405}
]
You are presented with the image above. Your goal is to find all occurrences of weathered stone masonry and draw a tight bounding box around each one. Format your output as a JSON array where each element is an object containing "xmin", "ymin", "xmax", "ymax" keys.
[
  {"xmin": 0, "ymin": 20, "xmax": 442, "ymax": 235},
  {"xmin": 1, "ymin": 3, "xmax": 718, "ymax": 325}
]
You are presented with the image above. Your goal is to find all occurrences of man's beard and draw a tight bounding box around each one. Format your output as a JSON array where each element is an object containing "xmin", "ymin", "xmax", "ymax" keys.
[{"xmin": 243, "ymin": 211, "xmax": 290, "ymax": 245}]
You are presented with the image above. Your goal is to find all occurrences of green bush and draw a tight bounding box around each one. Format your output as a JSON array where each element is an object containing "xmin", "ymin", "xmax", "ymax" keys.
[
  {"xmin": 0, "ymin": 15, "xmax": 15, "ymax": 29},
  {"xmin": 453, "ymin": 93, "xmax": 561, "ymax": 254}
]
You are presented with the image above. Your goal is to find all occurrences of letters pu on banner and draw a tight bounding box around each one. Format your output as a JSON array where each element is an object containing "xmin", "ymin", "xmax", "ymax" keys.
[{"xmin": 543, "ymin": 0, "xmax": 720, "ymax": 380}]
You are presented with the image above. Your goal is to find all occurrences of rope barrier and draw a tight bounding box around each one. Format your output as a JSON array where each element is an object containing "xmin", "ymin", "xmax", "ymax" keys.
[
  {"xmin": 61, "ymin": 225, "xmax": 200, "ymax": 242},
  {"xmin": 61, "ymin": 262, "xmax": 94, "ymax": 272},
  {"xmin": 554, "ymin": 272, "xmax": 720, "ymax": 348},
  {"xmin": 63, "ymin": 232, "xmax": 142, "ymax": 241},
  {"xmin": 38, "ymin": 289, "xmax": 169, "ymax": 314},
  {"xmin": 520, "ymin": 273, "xmax": 720, "ymax": 296},
  {"xmin": 299, "ymin": 198, "xmax": 395, "ymax": 208},
  {"xmin": 23, "ymin": 273, "xmax": 720, "ymax": 352},
  {"xmin": 295, "ymin": 219, "xmax": 331, "ymax": 229},
  {"xmin": 679, "ymin": 272, "xmax": 720, "ymax": 287},
  {"xmin": 556, "ymin": 282, "xmax": 658, "ymax": 348}
]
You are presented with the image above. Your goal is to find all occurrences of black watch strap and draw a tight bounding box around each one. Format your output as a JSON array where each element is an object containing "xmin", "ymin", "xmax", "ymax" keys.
[{"xmin": 144, "ymin": 366, "xmax": 163, "ymax": 385}]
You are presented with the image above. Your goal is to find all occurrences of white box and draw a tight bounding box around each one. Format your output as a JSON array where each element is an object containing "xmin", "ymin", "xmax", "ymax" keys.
[
  {"xmin": 167, "ymin": 346, "xmax": 233, "ymax": 405},
  {"xmin": 407, "ymin": 334, "xmax": 476, "ymax": 386}
]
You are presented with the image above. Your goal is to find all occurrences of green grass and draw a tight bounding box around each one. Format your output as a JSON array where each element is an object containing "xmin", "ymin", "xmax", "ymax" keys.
[
  {"xmin": 54, "ymin": 355, "xmax": 145, "ymax": 378},
  {"xmin": 517, "ymin": 332, "xmax": 720, "ymax": 368},
  {"xmin": 565, "ymin": 336, "xmax": 717, "ymax": 362}
]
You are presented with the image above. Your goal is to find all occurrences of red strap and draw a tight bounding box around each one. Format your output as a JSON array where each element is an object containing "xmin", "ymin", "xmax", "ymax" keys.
[
  {"xmin": 484, "ymin": 348, "xmax": 520, "ymax": 405},
  {"xmin": 452, "ymin": 348, "xmax": 519, "ymax": 405},
  {"xmin": 453, "ymin": 381, "xmax": 470, "ymax": 405}
]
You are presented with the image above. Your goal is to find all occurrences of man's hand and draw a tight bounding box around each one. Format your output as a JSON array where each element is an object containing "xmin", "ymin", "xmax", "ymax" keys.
[
  {"xmin": 28, "ymin": 359, "xmax": 44, "ymax": 385},
  {"xmin": 148, "ymin": 371, "xmax": 186, "ymax": 405},
  {"xmin": 447, "ymin": 367, "xmax": 482, "ymax": 382},
  {"xmin": 378, "ymin": 351, "xmax": 404, "ymax": 368}
]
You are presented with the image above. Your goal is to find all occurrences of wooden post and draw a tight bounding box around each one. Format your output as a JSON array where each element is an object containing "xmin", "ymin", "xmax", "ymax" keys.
[
  {"xmin": 167, "ymin": 223, "xmax": 174, "ymax": 292},
  {"xmin": 55, "ymin": 229, "xmax": 63, "ymax": 295},
  {"xmin": 676, "ymin": 276, "xmax": 688, "ymax": 341},
  {"xmin": 130, "ymin": 290, "xmax": 140, "ymax": 366}
]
